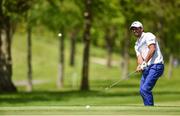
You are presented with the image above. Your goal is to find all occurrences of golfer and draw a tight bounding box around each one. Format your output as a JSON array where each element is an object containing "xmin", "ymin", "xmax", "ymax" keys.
[{"xmin": 130, "ymin": 21, "xmax": 164, "ymax": 106}]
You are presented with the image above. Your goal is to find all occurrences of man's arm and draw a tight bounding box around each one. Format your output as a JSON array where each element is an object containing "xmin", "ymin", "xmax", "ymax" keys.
[
  {"xmin": 136, "ymin": 55, "xmax": 144, "ymax": 72},
  {"xmin": 137, "ymin": 55, "xmax": 144, "ymax": 65},
  {"xmin": 144, "ymin": 44, "xmax": 156, "ymax": 63}
]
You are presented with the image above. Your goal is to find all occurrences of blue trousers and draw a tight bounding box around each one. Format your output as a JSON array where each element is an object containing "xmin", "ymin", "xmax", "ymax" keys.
[{"xmin": 140, "ymin": 63, "xmax": 164, "ymax": 106}]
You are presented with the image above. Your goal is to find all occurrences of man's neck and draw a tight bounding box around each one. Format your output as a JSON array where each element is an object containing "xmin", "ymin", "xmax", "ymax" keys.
[{"xmin": 138, "ymin": 32, "xmax": 144, "ymax": 38}]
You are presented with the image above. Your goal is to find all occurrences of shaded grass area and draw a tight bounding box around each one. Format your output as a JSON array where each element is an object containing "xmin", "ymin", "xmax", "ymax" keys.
[
  {"xmin": 0, "ymin": 90, "xmax": 139, "ymax": 106},
  {"xmin": 1, "ymin": 89, "xmax": 180, "ymax": 106}
]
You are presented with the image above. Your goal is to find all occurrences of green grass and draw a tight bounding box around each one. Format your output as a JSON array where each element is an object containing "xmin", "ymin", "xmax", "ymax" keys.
[
  {"xmin": 1, "ymin": 32, "xmax": 180, "ymax": 115},
  {"xmin": 1, "ymin": 106, "xmax": 180, "ymax": 115}
]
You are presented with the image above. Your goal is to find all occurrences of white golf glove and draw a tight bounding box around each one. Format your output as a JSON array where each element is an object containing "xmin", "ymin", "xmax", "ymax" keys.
[{"xmin": 140, "ymin": 61, "xmax": 148, "ymax": 70}]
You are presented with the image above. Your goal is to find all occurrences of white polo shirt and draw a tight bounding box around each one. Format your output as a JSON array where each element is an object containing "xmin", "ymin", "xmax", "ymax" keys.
[{"xmin": 134, "ymin": 32, "xmax": 164, "ymax": 65}]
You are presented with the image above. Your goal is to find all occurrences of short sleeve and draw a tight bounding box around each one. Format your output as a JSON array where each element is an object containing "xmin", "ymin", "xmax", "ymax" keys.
[{"xmin": 146, "ymin": 33, "xmax": 156, "ymax": 46}]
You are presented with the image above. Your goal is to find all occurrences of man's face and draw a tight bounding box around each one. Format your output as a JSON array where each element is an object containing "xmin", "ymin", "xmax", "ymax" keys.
[{"xmin": 131, "ymin": 27, "xmax": 143, "ymax": 38}]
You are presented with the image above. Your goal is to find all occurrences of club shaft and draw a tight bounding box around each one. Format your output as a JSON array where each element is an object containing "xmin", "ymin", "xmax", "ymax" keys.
[
  {"xmin": 107, "ymin": 71, "xmax": 137, "ymax": 89},
  {"xmin": 108, "ymin": 79, "xmax": 123, "ymax": 88}
]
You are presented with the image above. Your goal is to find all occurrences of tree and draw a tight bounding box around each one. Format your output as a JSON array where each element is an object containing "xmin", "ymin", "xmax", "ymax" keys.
[
  {"xmin": 92, "ymin": 0, "xmax": 123, "ymax": 67},
  {"xmin": 26, "ymin": 12, "xmax": 33, "ymax": 92},
  {"xmin": 119, "ymin": 0, "xmax": 136, "ymax": 79},
  {"xmin": 0, "ymin": 11, "xmax": 16, "ymax": 92},
  {"xmin": 44, "ymin": 0, "xmax": 65, "ymax": 88},
  {"xmin": 105, "ymin": 26, "xmax": 117, "ymax": 67},
  {"xmin": 0, "ymin": 0, "xmax": 32, "ymax": 92},
  {"xmin": 80, "ymin": 0, "xmax": 92, "ymax": 91},
  {"xmin": 69, "ymin": 29, "xmax": 78, "ymax": 66},
  {"xmin": 25, "ymin": 2, "xmax": 38, "ymax": 91},
  {"xmin": 40, "ymin": 0, "xmax": 82, "ymax": 88},
  {"xmin": 69, "ymin": 1, "xmax": 83, "ymax": 67}
]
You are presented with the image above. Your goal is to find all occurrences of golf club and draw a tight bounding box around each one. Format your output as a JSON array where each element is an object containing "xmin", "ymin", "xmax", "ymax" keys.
[{"xmin": 105, "ymin": 71, "xmax": 137, "ymax": 90}]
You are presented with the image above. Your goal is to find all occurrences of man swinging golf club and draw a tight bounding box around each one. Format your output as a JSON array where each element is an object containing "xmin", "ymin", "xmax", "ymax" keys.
[{"xmin": 130, "ymin": 21, "xmax": 164, "ymax": 106}]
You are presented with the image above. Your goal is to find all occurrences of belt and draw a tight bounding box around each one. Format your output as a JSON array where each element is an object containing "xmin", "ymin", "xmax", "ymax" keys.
[{"xmin": 148, "ymin": 61, "xmax": 164, "ymax": 67}]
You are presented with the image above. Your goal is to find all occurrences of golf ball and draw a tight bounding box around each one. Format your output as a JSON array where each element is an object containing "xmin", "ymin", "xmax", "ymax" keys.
[{"xmin": 86, "ymin": 105, "xmax": 90, "ymax": 109}]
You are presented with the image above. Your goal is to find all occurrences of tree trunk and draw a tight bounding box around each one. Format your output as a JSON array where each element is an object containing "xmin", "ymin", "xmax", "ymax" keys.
[
  {"xmin": 81, "ymin": 0, "xmax": 92, "ymax": 91},
  {"xmin": 105, "ymin": 26, "xmax": 116, "ymax": 67},
  {"xmin": 26, "ymin": 24, "xmax": 33, "ymax": 92},
  {"xmin": 168, "ymin": 54, "xmax": 173, "ymax": 78},
  {"xmin": 105, "ymin": 28, "xmax": 112, "ymax": 67},
  {"xmin": 0, "ymin": 16, "xmax": 17, "ymax": 92},
  {"xmin": 121, "ymin": 27, "xmax": 129, "ymax": 79},
  {"xmin": 57, "ymin": 31, "xmax": 65, "ymax": 88},
  {"xmin": 107, "ymin": 49, "xmax": 112, "ymax": 67},
  {"xmin": 69, "ymin": 29, "xmax": 78, "ymax": 66}
]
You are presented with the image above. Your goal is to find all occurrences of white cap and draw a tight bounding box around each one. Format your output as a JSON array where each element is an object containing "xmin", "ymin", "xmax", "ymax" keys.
[{"xmin": 130, "ymin": 21, "xmax": 143, "ymax": 29}]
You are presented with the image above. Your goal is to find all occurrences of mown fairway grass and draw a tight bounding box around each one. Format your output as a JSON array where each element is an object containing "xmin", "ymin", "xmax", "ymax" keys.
[
  {"xmin": 1, "ymin": 105, "xmax": 180, "ymax": 115},
  {"xmin": 0, "ymin": 32, "xmax": 180, "ymax": 115}
]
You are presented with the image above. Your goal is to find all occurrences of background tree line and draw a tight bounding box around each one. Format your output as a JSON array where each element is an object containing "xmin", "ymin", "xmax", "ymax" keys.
[{"xmin": 0, "ymin": 0, "xmax": 179, "ymax": 92}]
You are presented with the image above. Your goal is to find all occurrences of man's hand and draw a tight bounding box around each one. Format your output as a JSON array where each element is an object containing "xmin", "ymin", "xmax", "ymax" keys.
[
  {"xmin": 140, "ymin": 61, "xmax": 148, "ymax": 70},
  {"xmin": 136, "ymin": 61, "xmax": 148, "ymax": 72},
  {"xmin": 136, "ymin": 65, "xmax": 142, "ymax": 72}
]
